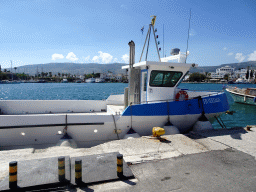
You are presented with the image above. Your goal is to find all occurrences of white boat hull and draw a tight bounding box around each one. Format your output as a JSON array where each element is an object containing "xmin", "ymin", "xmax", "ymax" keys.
[{"xmin": 0, "ymin": 111, "xmax": 223, "ymax": 150}]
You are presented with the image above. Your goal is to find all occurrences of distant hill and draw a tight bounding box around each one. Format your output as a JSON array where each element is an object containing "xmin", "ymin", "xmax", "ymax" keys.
[
  {"xmin": 3, "ymin": 61, "xmax": 256, "ymax": 75},
  {"xmin": 4, "ymin": 63, "xmax": 127, "ymax": 76}
]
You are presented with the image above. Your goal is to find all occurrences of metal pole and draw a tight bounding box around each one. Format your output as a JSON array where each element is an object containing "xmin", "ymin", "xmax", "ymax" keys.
[
  {"xmin": 117, "ymin": 154, "xmax": 123, "ymax": 179},
  {"xmin": 152, "ymin": 25, "xmax": 161, "ymax": 62},
  {"xmin": 75, "ymin": 159, "xmax": 82, "ymax": 185},
  {"xmin": 139, "ymin": 26, "xmax": 151, "ymax": 62},
  {"xmin": 9, "ymin": 161, "xmax": 17, "ymax": 189},
  {"xmin": 58, "ymin": 157, "xmax": 65, "ymax": 182},
  {"xmin": 145, "ymin": 25, "xmax": 152, "ymax": 61},
  {"xmin": 163, "ymin": 24, "xmax": 164, "ymax": 58},
  {"xmin": 185, "ymin": 9, "xmax": 192, "ymax": 64}
]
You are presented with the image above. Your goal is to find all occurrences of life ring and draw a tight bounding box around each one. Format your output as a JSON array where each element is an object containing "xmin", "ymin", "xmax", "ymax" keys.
[{"xmin": 175, "ymin": 90, "xmax": 189, "ymax": 101}]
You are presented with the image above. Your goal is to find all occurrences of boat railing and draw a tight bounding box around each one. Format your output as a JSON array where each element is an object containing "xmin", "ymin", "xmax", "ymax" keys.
[{"xmin": 131, "ymin": 90, "xmax": 224, "ymax": 105}]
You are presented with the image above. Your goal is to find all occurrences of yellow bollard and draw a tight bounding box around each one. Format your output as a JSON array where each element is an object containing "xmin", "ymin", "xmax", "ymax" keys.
[
  {"xmin": 58, "ymin": 157, "xmax": 65, "ymax": 182},
  {"xmin": 75, "ymin": 159, "xmax": 82, "ymax": 185},
  {"xmin": 152, "ymin": 127, "xmax": 165, "ymax": 137},
  {"xmin": 9, "ymin": 161, "xmax": 17, "ymax": 189},
  {"xmin": 117, "ymin": 154, "xmax": 123, "ymax": 179}
]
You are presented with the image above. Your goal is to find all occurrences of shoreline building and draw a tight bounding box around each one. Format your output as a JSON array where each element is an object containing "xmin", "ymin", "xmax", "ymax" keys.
[
  {"xmin": 210, "ymin": 65, "xmax": 255, "ymax": 81},
  {"xmin": 211, "ymin": 66, "xmax": 235, "ymax": 79}
]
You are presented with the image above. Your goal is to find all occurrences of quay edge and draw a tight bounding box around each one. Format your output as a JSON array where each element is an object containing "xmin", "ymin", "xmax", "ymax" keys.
[{"xmin": 0, "ymin": 126, "xmax": 255, "ymax": 191}]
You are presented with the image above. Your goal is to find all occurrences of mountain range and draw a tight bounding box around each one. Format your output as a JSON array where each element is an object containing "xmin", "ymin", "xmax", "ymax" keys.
[
  {"xmin": 3, "ymin": 61, "xmax": 256, "ymax": 76},
  {"xmin": 4, "ymin": 63, "xmax": 127, "ymax": 76}
]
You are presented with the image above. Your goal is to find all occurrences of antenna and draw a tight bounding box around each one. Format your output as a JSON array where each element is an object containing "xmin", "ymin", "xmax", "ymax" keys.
[
  {"xmin": 185, "ymin": 9, "xmax": 192, "ymax": 64},
  {"xmin": 163, "ymin": 24, "xmax": 164, "ymax": 58}
]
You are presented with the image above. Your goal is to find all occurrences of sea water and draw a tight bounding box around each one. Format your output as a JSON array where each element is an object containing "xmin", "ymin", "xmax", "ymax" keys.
[
  {"xmin": 0, "ymin": 83, "xmax": 255, "ymax": 129},
  {"xmin": 179, "ymin": 83, "xmax": 256, "ymax": 129}
]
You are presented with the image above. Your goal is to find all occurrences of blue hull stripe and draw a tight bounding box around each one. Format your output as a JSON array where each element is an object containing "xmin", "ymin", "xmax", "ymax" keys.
[{"xmin": 122, "ymin": 93, "xmax": 229, "ymax": 116}]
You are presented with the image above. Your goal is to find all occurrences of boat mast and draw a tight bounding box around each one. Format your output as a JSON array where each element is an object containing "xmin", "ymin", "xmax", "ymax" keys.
[
  {"xmin": 163, "ymin": 24, "xmax": 164, "ymax": 58},
  {"xmin": 139, "ymin": 16, "xmax": 161, "ymax": 62},
  {"xmin": 185, "ymin": 9, "xmax": 192, "ymax": 64},
  {"xmin": 139, "ymin": 25, "xmax": 151, "ymax": 62}
]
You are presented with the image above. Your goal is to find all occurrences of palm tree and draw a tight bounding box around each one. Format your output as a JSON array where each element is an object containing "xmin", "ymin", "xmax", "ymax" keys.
[
  {"xmin": 14, "ymin": 67, "xmax": 17, "ymax": 74},
  {"xmin": 250, "ymin": 70, "xmax": 254, "ymax": 79}
]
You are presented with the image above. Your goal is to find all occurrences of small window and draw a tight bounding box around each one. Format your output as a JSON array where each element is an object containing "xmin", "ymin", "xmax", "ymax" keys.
[{"xmin": 149, "ymin": 70, "xmax": 183, "ymax": 87}]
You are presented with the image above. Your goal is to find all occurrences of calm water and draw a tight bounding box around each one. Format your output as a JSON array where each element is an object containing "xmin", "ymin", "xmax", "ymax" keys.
[{"xmin": 0, "ymin": 82, "xmax": 255, "ymax": 129}]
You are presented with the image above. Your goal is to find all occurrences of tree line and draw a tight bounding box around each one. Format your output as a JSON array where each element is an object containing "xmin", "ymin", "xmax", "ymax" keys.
[{"xmin": 0, "ymin": 70, "xmax": 101, "ymax": 82}]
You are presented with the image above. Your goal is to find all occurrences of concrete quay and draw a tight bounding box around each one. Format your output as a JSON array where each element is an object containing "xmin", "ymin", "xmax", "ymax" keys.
[{"xmin": 0, "ymin": 126, "xmax": 256, "ymax": 191}]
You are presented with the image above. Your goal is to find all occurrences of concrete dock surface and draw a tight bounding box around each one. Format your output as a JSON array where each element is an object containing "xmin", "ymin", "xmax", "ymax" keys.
[{"xmin": 0, "ymin": 126, "xmax": 256, "ymax": 191}]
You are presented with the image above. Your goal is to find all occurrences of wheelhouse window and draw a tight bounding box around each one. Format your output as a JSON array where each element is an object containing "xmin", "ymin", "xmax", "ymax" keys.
[{"xmin": 149, "ymin": 70, "xmax": 183, "ymax": 87}]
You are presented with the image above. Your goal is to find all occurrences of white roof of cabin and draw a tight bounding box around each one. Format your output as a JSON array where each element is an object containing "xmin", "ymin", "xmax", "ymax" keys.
[{"xmin": 122, "ymin": 61, "xmax": 198, "ymax": 69}]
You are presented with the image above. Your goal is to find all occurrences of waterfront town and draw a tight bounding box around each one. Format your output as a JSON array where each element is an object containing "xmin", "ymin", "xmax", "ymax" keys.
[
  {"xmin": 185, "ymin": 65, "xmax": 256, "ymax": 84},
  {"xmin": 0, "ymin": 65, "xmax": 255, "ymax": 84}
]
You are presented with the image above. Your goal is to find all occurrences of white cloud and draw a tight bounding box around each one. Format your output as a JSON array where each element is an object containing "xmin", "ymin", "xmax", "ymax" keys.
[
  {"xmin": 235, "ymin": 53, "xmax": 245, "ymax": 62},
  {"xmin": 92, "ymin": 56, "xmax": 99, "ymax": 63},
  {"xmin": 92, "ymin": 51, "xmax": 113, "ymax": 64},
  {"xmin": 223, "ymin": 47, "xmax": 227, "ymax": 51},
  {"xmin": 52, "ymin": 53, "xmax": 64, "ymax": 60},
  {"xmin": 66, "ymin": 52, "xmax": 78, "ymax": 61},
  {"xmin": 228, "ymin": 52, "xmax": 233, "ymax": 56},
  {"xmin": 121, "ymin": 54, "xmax": 129, "ymax": 63},
  {"xmin": 99, "ymin": 51, "xmax": 113, "ymax": 63},
  {"xmin": 248, "ymin": 51, "xmax": 256, "ymax": 61}
]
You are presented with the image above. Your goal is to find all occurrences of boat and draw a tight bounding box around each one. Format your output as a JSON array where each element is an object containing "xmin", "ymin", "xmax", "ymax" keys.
[
  {"xmin": 95, "ymin": 78, "xmax": 105, "ymax": 83},
  {"xmin": 85, "ymin": 78, "xmax": 96, "ymax": 83},
  {"xmin": 62, "ymin": 79, "xmax": 68, "ymax": 83},
  {"xmin": 235, "ymin": 78, "xmax": 249, "ymax": 84},
  {"xmin": 226, "ymin": 86, "xmax": 256, "ymax": 105},
  {"xmin": 0, "ymin": 17, "xmax": 229, "ymax": 150},
  {"xmin": 0, "ymin": 80, "xmax": 21, "ymax": 84}
]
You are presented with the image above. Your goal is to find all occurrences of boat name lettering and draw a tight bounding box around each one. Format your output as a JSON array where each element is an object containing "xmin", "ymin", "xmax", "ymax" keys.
[{"xmin": 203, "ymin": 98, "xmax": 221, "ymax": 105}]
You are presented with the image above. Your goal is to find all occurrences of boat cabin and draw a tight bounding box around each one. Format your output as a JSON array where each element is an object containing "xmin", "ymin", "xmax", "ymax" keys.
[{"xmin": 122, "ymin": 61, "xmax": 197, "ymax": 104}]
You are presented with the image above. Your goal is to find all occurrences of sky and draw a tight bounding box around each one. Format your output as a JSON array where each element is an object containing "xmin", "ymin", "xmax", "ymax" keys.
[{"xmin": 0, "ymin": 0, "xmax": 256, "ymax": 69}]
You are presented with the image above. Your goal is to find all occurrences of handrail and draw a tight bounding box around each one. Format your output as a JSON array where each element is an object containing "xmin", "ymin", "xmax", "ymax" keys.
[{"xmin": 130, "ymin": 90, "xmax": 224, "ymax": 105}]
